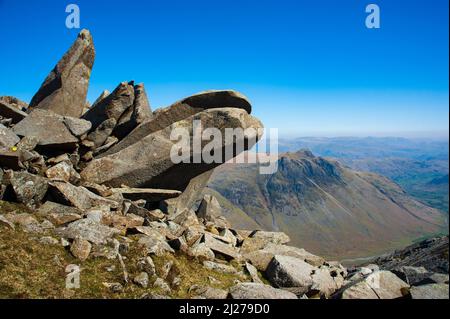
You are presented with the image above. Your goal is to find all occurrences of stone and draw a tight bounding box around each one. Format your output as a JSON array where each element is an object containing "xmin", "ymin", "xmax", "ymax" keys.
[
  {"xmin": 251, "ymin": 231, "xmax": 290, "ymax": 245},
  {"xmin": 188, "ymin": 243, "xmax": 215, "ymax": 261},
  {"xmin": 111, "ymin": 187, "xmax": 181, "ymax": 202},
  {"xmin": 28, "ymin": 29, "xmax": 95, "ymax": 118},
  {"xmin": 137, "ymin": 256, "xmax": 156, "ymax": 277},
  {"xmin": 153, "ymin": 277, "xmax": 171, "ymax": 294},
  {"xmin": 82, "ymin": 108, "xmax": 263, "ymax": 189},
  {"xmin": 82, "ymin": 181, "xmax": 113, "ymax": 197},
  {"xmin": 197, "ymin": 194, "xmax": 222, "ymax": 221},
  {"xmin": 16, "ymin": 136, "xmax": 39, "ymax": 151},
  {"xmin": 37, "ymin": 201, "xmax": 83, "ymax": 226},
  {"xmin": 392, "ymin": 266, "xmax": 432, "ymax": 286},
  {"xmin": 310, "ymin": 267, "xmax": 342, "ymax": 298},
  {"xmin": 48, "ymin": 181, "xmax": 120, "ymax": 211},
  {"xmin": 189, "ymin": 285, "xmax": 228, "ymax": 299},
  {"xmin": 5, "ymin": 170, "xmax": 48, "ymax": 208},
  {"xmin": 103, "ymin": 282, "xmax": 123, "ymax": 293},
  {"xmin": 340, "ymin": 271, "xmax": 409, "ymax": 299},
  {"xmin": 0, "ymin": 214, "xmax": 15, "ymax": 230},
  {"xmin": 101, "ymin": 212, "xmax": 144, "ymax": 233},
  {"xmin": 203, "ymin": 232, "xmax": 240, "ymax": 260},
  {"xmin": 0, "ymin": 99, "xmax": 28, "ymax": 124},
  {"xmin": 0, "ymin": 124, "xmax": 20, "ymax": 150},
  {"xmin": 93, "ymin": 136, "xmax": 119, "ymax": 155},
  {"xmin": 229, "ymin": 283, "xmax": 297, "ymax": 299},
  {"xmin": 138, "ymin": 235, "xmax": 175, "ymax": 256},
  {"xmin": 82, "ymin": 81, "xmax": 134, "ymax": 130},
  {"xmin": 70, "ymin": 237, "xmax": 92, "ymax": 261},
  {"xmin": 266, "ymin": 255, "xmax": 316, "ymax": 288},
  {"xmin": 243, "ymin": 243, "xmax": 325, "ymax": 271},
  {"xmin": 38, "ymin": 236, "xmax": 59, "ymax": 245},
  {"xmin": 0, "ymin": 96, "xmax": 28, "ymax": 110},
  {"xmin": 245, "ymin": 262, "xmax": 263, "ymax": 283},
  {"xmin": 132, "ymin": 83, "xmax": 152, "ymax": 124},
  {"xmin": 56, "ymin": 218, "xmax": 120, "ymax": 245},
  {"xmin": 410, "ymin": 283, "xmax": 449, "ymax": 299},
  {"xmin": 203, "ymin": 260, "xmax": 237, "ymax": 274},
  {"xmin": 86, "ymin": 118, "xmax": 117, "ymax": 148},
  {"xmin": 63, "ymin": 117, "xmax": 92, "ymax": 137},
  {"xmin": 101, "ymin": 90, "xmax": 252, "ymax": 157},
  {"xmin": 46, "ymin": 161, "xmax": 80, "ymax": 184},
  {"xmin": 13, "ymin": 109, "xmax": 78, "ymax": 151},
  {"xmin": 134, "ymin": 272, "xmax": 149, "ymax": 288}
]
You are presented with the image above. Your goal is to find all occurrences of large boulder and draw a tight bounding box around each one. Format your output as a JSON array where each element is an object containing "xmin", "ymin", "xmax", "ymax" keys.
[
  {"xmin": 12, "ymin": 109, "xmax": 78, "ymax": 151},
  {"xmin": 229, "ymin": 283, "xmax": 297, "ymax": 299},
  {"xmin": 410, "ymin": 283, "xmax": 449, "ymax": 299},
  {"xmin": 100, "ymin": 90, "xmax": 252, "ymax": 157},
  {"xmin": 28, "ymin": 29, "xmax": 95, "ymax": 118},
  {"xmin": 339, "ymin": 271, "xmax": 409, "ymax": 299},
  {"xmin": 265, "ymin": 255, "xmax": 316, "ymax": 288},
  {"xmin": 81, "ymin": 107, "xmax": 263, "ymax": 189}
]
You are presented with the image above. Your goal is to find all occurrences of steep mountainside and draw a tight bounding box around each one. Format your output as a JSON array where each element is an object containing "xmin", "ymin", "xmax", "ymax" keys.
[
  {"xmin": 277, "ymin": 137, "xmax": 449, "ymax": 213},
  {"xmin": 207, "ymin": 150, "xmax": 448, "ymax": 259}
]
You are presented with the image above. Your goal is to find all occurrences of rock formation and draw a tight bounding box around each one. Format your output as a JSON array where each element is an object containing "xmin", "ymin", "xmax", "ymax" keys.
[{"xmin": 0, "ymin": 30, "xmax": 448, "ymax": 299}]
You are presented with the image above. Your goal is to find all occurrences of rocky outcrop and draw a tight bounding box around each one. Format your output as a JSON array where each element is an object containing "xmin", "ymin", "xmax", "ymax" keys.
[{"xmin": 28, "ymin": 29, "xmax": 95, "ymax": 118}]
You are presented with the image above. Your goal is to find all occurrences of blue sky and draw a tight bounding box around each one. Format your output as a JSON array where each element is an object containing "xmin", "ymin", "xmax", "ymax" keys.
[{"xmin": 0, "ymin": 0, "xmax": 448, "ymax": 137}]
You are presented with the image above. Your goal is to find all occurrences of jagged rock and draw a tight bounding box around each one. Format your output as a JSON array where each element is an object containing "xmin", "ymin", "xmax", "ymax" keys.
[
  {"xmin": 28, "ymin": 29, "xmax": 95, "ymax": 118},
  {"xmin": 243, "ymin": 243, "xmax": 324, "ymax": 272},
  {"xmin": 16, "ymin": 136, "xmax": 39, "ymax": 151},
  {"xmin": 56, "ymin": 218, "xmax": 120, "ymax": 245},
  {"xmin": 46, "ymin": 161, "xmax": 80, "ymax": 184},
  {"xmin": 203, "ymin": 232, "xmax": 240, "ymax": 260},
  {"xmin": 134, "ymin": 272, "xmax": 149, "ymax": 288},
  {"xmin": 132, "ymin": 83, "xmax": 152, "ymax": 124},
  {"xmin": 188, "ymin": 243, "xmax": 215, "ymax": 261},
  {"xmin": 203, "ymin": 261, "xmax": 237, "ymax": 274},
  {"xmin": 86, "ymin": 118, "xmax": 117, "ymax": 148},
  {"xmin": 229, "ymin": 283, "xmax": 297, "ymax": 299},
  {"xmin": 137, "ymin": 235, "xmax": 175, "ymax": 256},
  {"xmin": 70, "ymin": 237, "xmax": 92, "ymax": 261},
  {"xmin": 82, "ymin": 108, "xmax": 262, "ymax": 189},
  {"xmin": 339, "ymin": 271, "xmax": 409, "ymax": 299},
  {"xmin": 240, "ymin": 231, "xmax": 291, "ymax": 254},
  {"xmin": 37, "ymin": 201, "xmax": 83, "ymax": 226},
  {"xmin": 266, "ymin": 255, "xmax": 316, "ymax": 288},
  {"xmin": 13, "ymin": 109, "xmax": 78, "ymax": 151},
  {"xmin": 197, "ymin": 194, "xmax": 222, "ymax": 222},
  {"xmin": 101, "ymin": 90, "xmax": 253, "ymax": 157},
  {"xmin": 5, "ymin": 170, "xmax": 48, "ymax": 208},
  {"xmin": 189, "ymin": 285, "xmax": 228, "ymax": 299},
  {"xmin": 91, "ymin": 90, "xmax": 110, "ymax": 108},
  {"xmin": 392, "ymin": 266, "xmax": 432, "ymax": 286},
  {"xmin": 63, "ymin": 117, "xmax": 92, "ymax": 137},
  {"xmin": 218, "ymin": 229, "xmax": 237, "ymax": 247},
  {"xmin": 48, "ymin": 181, "xmax": 120, "ymax": 211},
  {"xmin": 0, "ymin": 99, "xmax": 28, "ymax": 124},
  {"xmin": 245, "ymin": 262, "xmax": 263, "ymax": 283},
  {"xmin": 0, "ymin": 124, "xmax": 20, "ymax": 150},
  {"xmin": 0, "ymin": 96, "xmax": 28, "ymax": 110},
  {"xmin": 137, "ymin": 256, "xmax": 156, "ymax": 277},
  {"xmin": 410, "ymin": 283, "xmax": 449, "ymax": 299},
  {"xmin": 101, "ymin": 212, "xmax": 144, "ymax": 233},
  {"xmin": 82, "ymin": 181, "xmax": 113, "ymax": 197},
  {"xmin": 170, "ymin": 209, "xmax": 201, "ymax": 229},
  {"xmin": 82, "ymin": 81, "xmax": 134, "ymax": 130},
  {"xmin": 112, "ymin": 187, "xmax": 181, "ymax": 202}
]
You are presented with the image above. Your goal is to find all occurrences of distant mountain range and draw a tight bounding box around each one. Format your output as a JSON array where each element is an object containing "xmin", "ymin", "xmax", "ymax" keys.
[
  {"xmin": 206, "ymin": 149, "xmax": 448, "ymax": 260},
  {"xmin": 277, "ymin": 137, "xmax": 449, "ymax": 213}
]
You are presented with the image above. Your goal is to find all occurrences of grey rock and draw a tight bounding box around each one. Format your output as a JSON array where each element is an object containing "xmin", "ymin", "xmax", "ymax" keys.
[
  {"xmin": 82, "ymin": 108, "xmax": 263, "ymax": 190},
  {"xmin": 70, "ymin": 237, "xmax": 92, "ymax": 261},
  {"xmin": 46, "ymin": 161, "xmax": 80, "ymax": 184},
  {"xmin": 0, "ymin": 124, "xmax": 20, "ymax": 150},
  {"xmin": 410, "ymin": 283, "xmax": 449, "ymax": 299},
  {"xmin": 203, "ymin": 232, "xmax": 240, "ymax": 260},
  {"xmin": 134, "ymin": 272, "xmax": 149, "ymax": 288},
  {"xmin": 229, "ymin": 283, "xmax": 297, "ymax": 299},
  {"xmin": 13, "ymin": 109, "xmax": 78, "ymax": 151},
  {"xmin": 5, "ymin": 170, "xmax": 48, "ymax": 208},
  {"xmin": 112, "ymin": 187, "xmax": 181, "ymax": 202},
  {"xmin": 86, "ymin": 118, "xmax": 117, "ymax": 148},
  {"xmin": 245, "ymin": 262, "xmax": 263, "ymax": 283},
  {"xmin": 29, "ymin": 29, "xmax": 95, "ymax": 118},
  {"xmin": 197, "ymin": 194, "xmax": 222, "ymax": 222},
  {"xmin": 392, "ymin": 266, "xmax": 432, "ymax": 286},
  {"xmin": 63, "ymin": 116, "xmax": 92, "ymax": 137},
  {"xmin": 16, "ymin": 136, "xmax": 39, "ymax": 151},
  {"xmin": 0, "ymin": 98, "xmax": 28, "ymax": 124},
  {"xmin": 266, "ymin": 255, "xmax": 316, "ymax": 288},
  {"xmin": 56, "ymin": 218, "xmax": 120, "ymax": 245},
  {"xmin": 189, "ymin": 285, "xmax": 228, "ymax": 299},
  {"xmin": 82, "ymin": 81, "xmax": 134, "ymax": 130},
  {"xmin": 36, "ymin": 201, "xmax": 83, "ymax": 226},
  {"xmin": 203, "ymin": 260, "xmax": 237, "ymax": 274}
]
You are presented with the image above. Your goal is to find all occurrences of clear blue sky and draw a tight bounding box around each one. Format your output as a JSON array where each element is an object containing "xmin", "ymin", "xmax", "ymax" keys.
[{"xmin": 0, "ymin": 0, "xmax": 448, "ymax": 137}]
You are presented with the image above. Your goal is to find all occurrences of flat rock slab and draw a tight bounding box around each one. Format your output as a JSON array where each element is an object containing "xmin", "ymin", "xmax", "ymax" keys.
[
  {"xmin": 410, "ymin": 283, "xmax": 449, "ymax": 299},
  {"xmin": 229, "ymin": 283, "xmax": 297, "ymax": 299},
  {"xmin": 203, "ymin": 232, "xmax": 240, "ymax": 260},
  {"xmin": 49, "ymin": 181, "xmax": 120, "ymax": 211},
  {"xmin": 266, "ymin": 255, "xmax": 316, "ymax": 288},
  {"xmin": 0, "ymin": 100, "xmax": 28, "ymax": 124},
  {"xmin": 37, "ymin": 201, "xmax": 83, "ymax": 226},
  {"xmin": 112, "ymin": 187, "xmax": 181, "ymax": 202},
  {"xmin": 13, "ymin": 109, "xmax": 78, "ymax": 151},
  {"xmin": 56, "ymin": 218, "xmax": 120, "ymax": 245}
]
